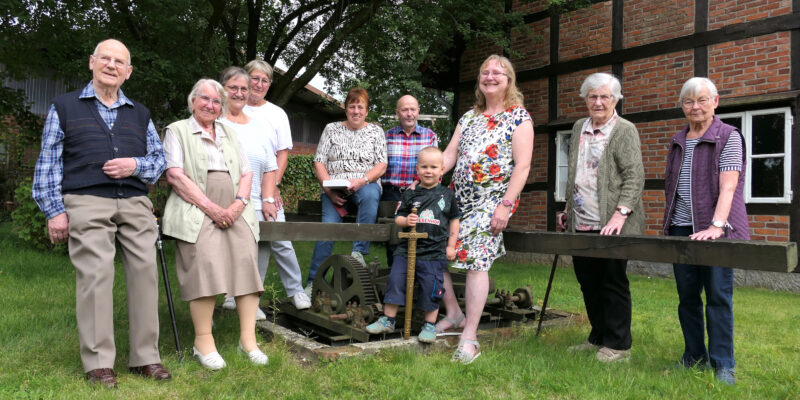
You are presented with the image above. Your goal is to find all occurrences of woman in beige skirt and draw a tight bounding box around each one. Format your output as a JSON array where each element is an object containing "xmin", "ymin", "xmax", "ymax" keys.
[{"xmin": 162, "ymin": 78, "xmax": 267, "ymax": 369}]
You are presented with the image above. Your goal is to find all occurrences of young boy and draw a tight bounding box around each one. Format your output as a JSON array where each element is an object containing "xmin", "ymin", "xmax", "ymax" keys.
[{"xmin": 366, "ymin": 147, "xmax": 460, "ymax": 343}]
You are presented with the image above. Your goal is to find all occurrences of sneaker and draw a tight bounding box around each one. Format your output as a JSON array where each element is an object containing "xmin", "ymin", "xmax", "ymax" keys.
[
  {"xmin": 568, "ymin": 341, "xmax": 600, "ymax": 352},
  {"xmin": 222, "ymin": 297, "xmax": 236, "ymax": 310},
  {"xmin": 350, "ymin": 251, "xmax": 366, "ymax": 266},
  {"xmin": 715, "ymin": 368, "xmax": 735, "ymax": 385},
  {"xmin": 365, "ymin": 316, "xmax": 395, "ymax": 334},
  {"xmin": 256, "ymin": 306, "xmax": 267, "ymax": 321},
  {"xmin": 304, "ymin": 284, "xmax": 313, "ymax": 298},
  {"xmin": 595, "ymin": 347, "xmax": 631, "ymax": 363},
  {"xmin": 418, "ymin": 323, "xmax": 436, "ymax": 343},
  {"xmin": 292, "ymin": 292, "xmax": 312, "ymax": 310}
]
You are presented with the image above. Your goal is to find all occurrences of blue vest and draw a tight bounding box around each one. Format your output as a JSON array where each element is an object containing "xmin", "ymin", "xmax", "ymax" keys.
[{"xmin": 52, "ymin": 90, "xmax": 150, "ymax": 198}]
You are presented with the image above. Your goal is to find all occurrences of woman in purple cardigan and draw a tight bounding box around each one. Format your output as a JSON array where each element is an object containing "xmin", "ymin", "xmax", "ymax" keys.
[{"xmin": 663, "ymin": 77, "xmax": 748, "ymax": 386}]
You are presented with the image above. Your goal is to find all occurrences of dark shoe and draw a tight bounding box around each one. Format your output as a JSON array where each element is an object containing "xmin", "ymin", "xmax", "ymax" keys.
[
  {"xmin": 130, "ymin": 363, "xmax": 172, "ymax": 381},
  {"xmin": 715, "ymin": 368, "xmax": 736, "ymax": 385},
  {"xmin": 86, "ymin": 368, "xmax": 117, "ymax": 388}
]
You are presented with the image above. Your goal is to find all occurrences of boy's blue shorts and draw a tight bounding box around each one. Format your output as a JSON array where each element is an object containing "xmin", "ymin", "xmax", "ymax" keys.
[{"xmin": 383, "ymin": 255, "xmax": 447, "ymax": 312}]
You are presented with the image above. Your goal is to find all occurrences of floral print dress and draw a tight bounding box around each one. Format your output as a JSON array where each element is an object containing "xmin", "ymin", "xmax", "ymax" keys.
[{"xmin": 453, "ymin": 106, "xmax": 532, "ymax": 271}]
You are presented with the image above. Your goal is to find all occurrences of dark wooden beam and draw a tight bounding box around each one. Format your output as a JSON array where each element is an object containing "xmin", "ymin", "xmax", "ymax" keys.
[
  {"xmin": 503, "ymin": 231, "xmax": 797, "ymax": 272},
  {"xmin": 259, "ymin": 221, "xmax": 392, "ymax": 242}
]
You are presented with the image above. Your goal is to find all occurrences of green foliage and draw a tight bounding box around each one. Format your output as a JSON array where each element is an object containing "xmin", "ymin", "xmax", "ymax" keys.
[
  {"xmin": 9, "ymin": 178, "xmax": 65, "ymax": 252},
  {"xmin": 281, "ymin": 154, "xmax": 319, "ymax": 212},
  {"xmin": 0, "ymin": 76, "xmax": 43, "ymax": 208}
]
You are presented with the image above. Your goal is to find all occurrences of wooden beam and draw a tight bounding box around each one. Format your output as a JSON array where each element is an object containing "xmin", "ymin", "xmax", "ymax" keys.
[
  {"xmin": 503, "ymin": 231, "xmax": 797, "ymax": 273},
  {"xmin": 259, "ymin": 221, "xmax": 392, "ymax": 242}
]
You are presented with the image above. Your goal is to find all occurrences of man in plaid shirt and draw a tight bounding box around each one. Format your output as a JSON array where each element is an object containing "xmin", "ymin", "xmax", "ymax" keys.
[{"xmin": 381, "ymin": 95, "xmax": 438, "ymax": 265}]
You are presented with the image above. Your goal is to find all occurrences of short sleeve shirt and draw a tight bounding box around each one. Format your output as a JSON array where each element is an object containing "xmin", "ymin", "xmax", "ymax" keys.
[
  {"xmin": 243, "ymin": 101, "xmax": 292, "ymax": 153},
  {"xmin": 314, "ymin": 122, "xmax": 387, "ymax": 181},
  {"xmin": 394, "ymin": 184, "xmax": 461, "ymax": 260}
]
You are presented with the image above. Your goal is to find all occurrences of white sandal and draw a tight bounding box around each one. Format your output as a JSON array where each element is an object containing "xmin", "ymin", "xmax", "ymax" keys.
[
  {"xmin": 451, "ymin": 339, "xmax": 481, "ymax": 364},
  {"xmin": 239, "ymin": 342, "xmax": 269, "ymax": 366},
  {"xmin": 435, "ymin": 314, "xmax": 465, "ymax": 336},
  {"xmin": 193, "ymin": 346, "xmax": 226, "ymax": 370}
]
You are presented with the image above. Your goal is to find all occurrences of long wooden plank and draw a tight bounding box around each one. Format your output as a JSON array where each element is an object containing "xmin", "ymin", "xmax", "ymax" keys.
[
  {"xmin": 503, "ymin": 231, "xmax": 797, "ymax": 273},
  {"xmin": 259, "ymin": 221, "xmax": 392, "ymax": 242}
]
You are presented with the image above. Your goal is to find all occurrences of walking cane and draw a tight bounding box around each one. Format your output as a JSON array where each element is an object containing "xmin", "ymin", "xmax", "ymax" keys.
[
  {"xmin": 155, "ymin": 217, "xmax": 183, "ymax": 361},
  {"xmin": 398, "ymin": 206, "xmax": 428, "ymax": 340},
  {"xmin": 536, "ymin": 254, "xmax": 559, "ymax": 337}
]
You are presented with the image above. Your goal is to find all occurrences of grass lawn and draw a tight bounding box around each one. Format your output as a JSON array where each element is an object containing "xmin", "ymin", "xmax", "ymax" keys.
[{"xmin": 0, "ymin": 221, "xmax": 798, "ymax": 399}]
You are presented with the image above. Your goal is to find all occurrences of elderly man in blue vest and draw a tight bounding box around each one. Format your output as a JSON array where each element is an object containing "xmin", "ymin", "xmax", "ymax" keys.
[{"xmin": 32, "ymin": 39, "xmax": 170, "ymax": 388}]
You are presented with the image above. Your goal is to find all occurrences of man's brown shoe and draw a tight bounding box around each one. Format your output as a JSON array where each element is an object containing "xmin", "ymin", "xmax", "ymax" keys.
[
  {"xmin": 130, "ymin": 363, "xmax": 172, "ymax": 381},
  {"xmin": 86, "ymin": 368, "xmax": 117, "ymax": 388}
]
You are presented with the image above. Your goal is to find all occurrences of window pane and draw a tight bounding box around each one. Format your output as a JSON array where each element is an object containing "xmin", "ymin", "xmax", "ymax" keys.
[
  {"xmin": 751, "ymin": 113, "xmax": 785, "ymax": 154},
  {"xmin": 557, "ymin": 166, "xmax": 569, "ymax": 199},
  {"xmin": 557, "ymin": 134, "xmax": 571, "ymax": 167},
  {"xmin": 720, "ymin": 116, "xmax": 742, "ymax": 131},
  {"xmin": 750, "ymin": 157, "xmax": 784, "ymax": 198}
]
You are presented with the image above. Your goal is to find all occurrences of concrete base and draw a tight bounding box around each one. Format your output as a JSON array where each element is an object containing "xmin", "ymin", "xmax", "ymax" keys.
[
  {"xmin": 502, "ymin": 251, "xmax": 800, "ymax": 293},
  {"xmin": 256, "ymin": 307, "xmax": 577, "ymax": 362}
]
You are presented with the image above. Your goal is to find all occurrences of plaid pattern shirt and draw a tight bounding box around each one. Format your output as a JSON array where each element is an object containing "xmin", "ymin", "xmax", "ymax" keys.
[
  {"xmin": 383, "ymin": 124, "xmax": 438, "ymax": 187},
  {"xmin": 32, "ymin": 82, "xmax": 166, "ymax": 219}
]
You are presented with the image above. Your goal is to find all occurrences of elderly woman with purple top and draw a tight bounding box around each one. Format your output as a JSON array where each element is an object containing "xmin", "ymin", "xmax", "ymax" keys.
[{"xmin": 663, "ymin": 77, "xmax": 748, "ymax": 386}]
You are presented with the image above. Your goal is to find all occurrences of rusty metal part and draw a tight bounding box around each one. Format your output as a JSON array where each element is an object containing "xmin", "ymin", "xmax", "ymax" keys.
[{"xmin": 312, "ymin": 255, "xmax": 379, "ymax": 314}]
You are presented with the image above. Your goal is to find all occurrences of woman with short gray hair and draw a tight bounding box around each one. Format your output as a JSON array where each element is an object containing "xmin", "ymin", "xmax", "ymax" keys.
[
  {"xmin": 557, "ymin": 72, "xmax": 644, "ymax": 363},
  {"xmin": 663, "ymin": 77, "xmax": 746, "ymax": 385}
]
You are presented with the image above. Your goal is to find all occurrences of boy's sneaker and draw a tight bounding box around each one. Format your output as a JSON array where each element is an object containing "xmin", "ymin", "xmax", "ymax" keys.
[
  {"xmin": 292, "ymin": 292, "xmax": 312, "ymax": 310},
  {"xmin": 222, "ymin": 297, "xmax": 236, "ymax": 310},
  {"xmin": 350, "ymin": 251, "xmax": 366, "ymax": 267},
  {"xmin": 418, "ymin": 323, "xmax": 436, "ymax": 343},
  {"xmin": 715, "ymin": 368, "xmax": 735, "ymax": 385},
  {"xmin": 365, "ymin": 316, "xmax": 395, "ymax": 334}
]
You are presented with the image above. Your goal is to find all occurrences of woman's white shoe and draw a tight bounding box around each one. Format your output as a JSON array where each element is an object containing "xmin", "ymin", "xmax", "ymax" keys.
[
  {"xmin": 239, "ymin": 343, "xmax": 268, "ymax": 365},
  {"xmin": 193, "ymin": 346, "xmax": 226, "ymax": 370}
]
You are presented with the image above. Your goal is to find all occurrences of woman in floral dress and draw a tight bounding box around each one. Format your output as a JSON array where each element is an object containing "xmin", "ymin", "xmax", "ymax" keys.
[{"xmin": 439, "ymin": 55, "xmax": 534, "ymax": 363}]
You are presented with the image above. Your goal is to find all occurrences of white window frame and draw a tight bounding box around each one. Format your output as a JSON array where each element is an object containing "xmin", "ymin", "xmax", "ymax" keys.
[
  {"xmin": 717, "ymin": 107, "xmax": 793, "ymax": 204},
  {"xmin": 554, "ymin": 130, "xmax": 571, "ymax": 202}
]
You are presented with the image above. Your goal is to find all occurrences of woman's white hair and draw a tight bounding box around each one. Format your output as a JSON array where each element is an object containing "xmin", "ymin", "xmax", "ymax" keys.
[
  {"xmin": 679, "ymin": 77, "xmax": 718, "ymax": 102},
  {"xmin": 187, "ymin": 79, "xmax": 227, "ymax": 112},
  {"xmin": 580, "ymin": 73, "xmax": 623, "ymax": 100}
]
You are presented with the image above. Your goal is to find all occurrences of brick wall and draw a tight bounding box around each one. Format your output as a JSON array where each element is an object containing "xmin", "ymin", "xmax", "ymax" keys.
[
  {"xmin": 459, "ymin": 42, "xmax": 501, "ymax": 82},
  {"xmin": 622, "ymin": 50, "xmax": 694, "ymax": 114},
  {"xmin": 558, "ymin": 1, "xmax": 612, "ymax": 61},
  {"xmin": 511, "ymin": 191, "xmax": 547, "ymax": 230},
  {"xmin": 623, "ymin": 0, "xmax": 693, "ymax": 48},
  {"xmin": 643, "ymin": 189, "xmax": 666, "ymax": 235},
  {"xmin": 290, "ymin": 142, "xmax": 317, "ymax": 155},
  {"xmin": 557, "ymin": 67, "xmax": 612, "ymax": 120},
  {"xmin": 636, "ymin": 119, "xmax": 686, "ymax": 179},
  {"xmin": 510, "ymin": 19, "xmax": 550, "ymax": 72},
  {"xmin": 749, "ymin": 215, "xmax": 791, "ymax": 242},
  {"xmin": 708, "ymin": 32, "xmax": 792, "ymax": 98},
  {"xmin": 529, "ymin": 133, "xmax": 548, "ymax": 184},
  {"xmin": 708, "ymin": 0, "xmax": 793, "ymax": 30},
  {"xmin": 519, "ymin": 78, "xmax": 548, "ymax": 123}
]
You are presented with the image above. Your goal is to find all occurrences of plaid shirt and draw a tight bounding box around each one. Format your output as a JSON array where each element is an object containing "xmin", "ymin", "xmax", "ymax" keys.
[
  {"xmin": 383, "ymin": 124, "xmax": 438, "ymax": 187},
  {"xmin": 32, "ymin": 82, "xmax": 166, "ymax": 219}
]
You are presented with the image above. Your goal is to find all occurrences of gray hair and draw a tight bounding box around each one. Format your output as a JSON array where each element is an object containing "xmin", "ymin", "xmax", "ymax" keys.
[
  {"xmin": 679, "ymin": 77, "xmax": 719, "ymax": 102},
  {"xmin": 187, "ymin": 79, "xmax": 227, "ymax": 112},
  {"xmin": 580, "ymin": 73, "xmax": 623, "ymax": 100},
  {"xmin": 244, "ymin": 59, "xmax": 273, "ymax": 81},
  {"xmin": 219, "ymin": 66, "xmax": 250, "ymax": 87}
]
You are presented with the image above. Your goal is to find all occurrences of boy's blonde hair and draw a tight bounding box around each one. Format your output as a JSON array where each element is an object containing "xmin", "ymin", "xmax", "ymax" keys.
[{"xmin": 417, "ymin": 146, "xmax": 443, "ymax": 163}]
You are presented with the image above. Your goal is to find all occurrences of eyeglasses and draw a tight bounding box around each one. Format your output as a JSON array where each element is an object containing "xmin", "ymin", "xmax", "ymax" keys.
[
  {"xmin": 94, "ymin": 55, "xmax": 128, "ymax": 69},
  {"xmin": 225, "ymin": 85, "xmax": 249, "ymax": 94},
  {"xmin": 682, "ymin": 97, "xmax": 711, "ymax": 108},
  {"xmin": 587, "ymin": 94, "xmax": 614, "ymax": 103},
  {"xmin": 197, "ymin": 94, "xmax": 222, "ymax": 107},
  {"xmin": 250, "ymin": 76, "xmax": 270, "ymax": 85},
  {"xmin": 480, "ymin": 70, "xmax": 507, "ymax": 78}
]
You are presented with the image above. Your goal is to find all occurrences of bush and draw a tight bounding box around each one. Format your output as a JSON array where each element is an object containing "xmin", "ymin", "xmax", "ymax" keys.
[
  {"xmin": 10, "ymin": 178, "xmax": 66, "ymax": 252},
  {"xmin": 281, "ymin": 154, "xmax": 319, "ymax": 212}
]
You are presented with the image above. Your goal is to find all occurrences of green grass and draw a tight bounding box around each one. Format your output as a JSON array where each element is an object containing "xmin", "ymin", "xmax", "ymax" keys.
[{"xmin": 1, "ymin": 221, "xmax": 798, "ymax": 399}]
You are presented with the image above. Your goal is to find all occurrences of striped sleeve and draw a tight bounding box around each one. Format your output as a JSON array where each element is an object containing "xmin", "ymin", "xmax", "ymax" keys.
[{"xmin": 719, "ymin": 131, "xmax": 743, "ymax": 172}]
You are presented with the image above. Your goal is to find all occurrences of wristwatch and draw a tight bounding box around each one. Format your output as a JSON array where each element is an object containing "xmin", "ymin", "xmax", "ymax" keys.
[
  {"xmin": 712, "ymin": 220, "xmax": 725, "ymax": 228},
  {"xmin": 263, "ymin": 197, "xmax": 276, "ymax": 204},
  {"xmin": 363, "ymin": 176, "xmax": 370, "ymax": 185},
  {"xmin": 500, "ymin": 199, "xmax": 513, "ymax": 208},
  {"xmin": 235, "ymin": 196, "xmax": 249, "ymax": 205},
  {"xmin": 616, "ymin": 206, "xmax": 631, "ymax": 216}
]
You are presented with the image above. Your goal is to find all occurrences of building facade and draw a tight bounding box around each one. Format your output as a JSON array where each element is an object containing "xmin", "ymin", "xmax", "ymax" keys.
[{"xmin": 451, "ymin": 0, "xmax": 798, "ymax": 251}]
